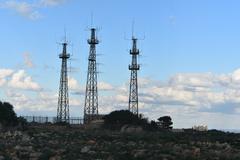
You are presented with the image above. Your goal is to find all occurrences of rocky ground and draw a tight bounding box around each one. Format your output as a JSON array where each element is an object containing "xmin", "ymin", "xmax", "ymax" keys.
[{"xmin": 0, "ymin": 125, "xmax": 240, "ymax": 160}]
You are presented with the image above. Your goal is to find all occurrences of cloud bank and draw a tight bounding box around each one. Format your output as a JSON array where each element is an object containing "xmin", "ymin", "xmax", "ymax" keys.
[{"xmin": 2, "ymin": 67, "xmax": 240, "ymax": 129}]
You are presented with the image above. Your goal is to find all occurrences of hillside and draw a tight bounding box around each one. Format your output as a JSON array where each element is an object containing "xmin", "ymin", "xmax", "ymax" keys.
[{"xmin": 1, "ymin": 125, "xmax": 240, "ymax": 160}]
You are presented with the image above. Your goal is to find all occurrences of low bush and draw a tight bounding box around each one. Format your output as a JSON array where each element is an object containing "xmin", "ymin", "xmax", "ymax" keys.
[
  {"xmin": 103, "ymin": 110, "xmax": 151, "ymax": 130},
  {"xmin": 0, "ymin": 101, "xmax": 18, "ymax": 126}
]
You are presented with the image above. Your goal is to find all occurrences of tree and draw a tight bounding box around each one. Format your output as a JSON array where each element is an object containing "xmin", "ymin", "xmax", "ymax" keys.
[
  {"xmin": 0, "ymin": 101, "xmax": 18, "ymax": 126},
  {"xmin": 103, "ymin": 110, "xmax": 149, "ymax": 130},
  {"xmin": 147, "ymin": 120, "xmax": 158, "ymax": 131},
  {"xmin": 157, "ymin": 116, "xmax": 173, "ymax": 130}
]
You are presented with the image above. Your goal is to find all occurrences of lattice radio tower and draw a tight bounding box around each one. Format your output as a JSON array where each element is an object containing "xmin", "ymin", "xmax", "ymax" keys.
[
  {"xmin": 128, "ymin": 36, "xmax": 140, "ymax": 116},
  {"xmin": 84, "ymin": 28, "xmax": 99, "ymax": 123},
  {"xmin": 57, "ymin": 39, "xmax": 70, "ymax": 123}
]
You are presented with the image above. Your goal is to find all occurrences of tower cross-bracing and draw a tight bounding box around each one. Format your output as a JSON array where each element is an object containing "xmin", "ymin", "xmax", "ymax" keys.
[
  {"xmin": 128, "ymin": 37, "xmax": 140, "ymax": 116},
  {"xmin": 84, "ymin": 28, "xmax": 99, "ymax": 123},
  {"xmin": 57, "ymin": 42, "xmax": 70, "ymax": 123}
]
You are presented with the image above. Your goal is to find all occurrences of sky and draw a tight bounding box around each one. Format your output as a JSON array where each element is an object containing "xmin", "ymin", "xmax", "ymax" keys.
[{"xmin": 1, "ymin": 0, "xmax": 240, "ymax": 129}]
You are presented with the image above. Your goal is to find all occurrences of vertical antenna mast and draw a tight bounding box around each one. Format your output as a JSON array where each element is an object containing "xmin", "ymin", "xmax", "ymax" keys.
[
  {"xmin": 91, "ymin": 12, "xmax": 94, "ymax": 28},
  {"xmin": 132, "ymin": 20, "xmax": 135, "ymax": 38},
  {"xmin": 128, "ymin": 35, "xmax": 140, "ymax": 116},
  {"xmin": 57, "ymin": 37, "xmax": 70, "ymax": 123},
  {"xmin": 84, "ymin": 28, "xmax": 99, "ymax": 123}
]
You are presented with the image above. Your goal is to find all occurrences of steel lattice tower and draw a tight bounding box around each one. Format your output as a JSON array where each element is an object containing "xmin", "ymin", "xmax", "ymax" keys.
[
  {"xmin": 128, "ymin": 37, "xmax": 140, "ymax": 116},
  {"xmin": 57, "ymin": 42, "xmax": 70, "ymax": 123},
  {"xmin": 84, "ymin": 28, "xmax": 99, "ymax": 123}
]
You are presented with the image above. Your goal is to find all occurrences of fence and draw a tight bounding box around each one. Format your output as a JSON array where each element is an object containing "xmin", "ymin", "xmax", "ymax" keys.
[{"xmin": 22, "ymin": 116, "xmax": 84, "ymax": 125}]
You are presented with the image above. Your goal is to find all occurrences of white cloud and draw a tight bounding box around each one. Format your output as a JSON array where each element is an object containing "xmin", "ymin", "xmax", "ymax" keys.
[
  {"xmin": 40, "ymin": 0, "xmax": 67, "ymax": 6},
  {"xmin": 0, "ymin": 1, "xmax": 41, "ymax": 20},
  {"xmin": 0, "ymin": 69, "xmax": 14, "ymax": 86},
  {"xmin": 68, "ymin": 77, "xmax": 81, "ymax": 90},
  {"xmin": 99, "ymin": 81, "xmax": 114, "ymax": 91},
  {"xmin": 115, "ymin": 94, "xmax": 128, "ymax": 103},
  {"xmin": 232, "ymin": 69, "xmax": 240, "ymax": 81},
  {"xmin": 95, "ymin": 68, "xmax": 240, "ymax": 129},
  {"xmin": 169, "ymin": 73, "xmax": 215, "ymax": 91},
  {"xmin": 69, "ymin": 78, "xmax": 115, "ymax": 95},
  {"xmin": 68, "ymin": 77, "xmax": 85, "ymax": 96},
  {"xmin": 5, "ymin": 90, "xmax": 28, "ymax": 110},
  {"xmin": 8, "ymin": 70, "xmax": 41, "ymax": 91},
  {"xmin": 0, "ymin": 0, "xmax": 68, "ymax": 20},
  {"xmin": 0, "ymin": 69, "xmax": 41, "ymax": 91},
  {"xmin": 4, "ymin": 66, "xmax": 240, "ymax": 129},
  {"xmin": 5, "ymin": 90, "xmax": 58, "ymax": 115},
  {"xmin": 0, "ymin": 69, "xmax": 14, "ymax": 78}
]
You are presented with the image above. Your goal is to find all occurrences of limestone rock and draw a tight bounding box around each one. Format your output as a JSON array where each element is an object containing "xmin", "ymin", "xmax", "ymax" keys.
[
  {"xmin": 81, "ymin": 146, "xmax": 90, "ymax": 153},
  {"xmin": 133, "ymin": 149, "xmax": 146, "ymax": 158},
  {"xmin": 120, "ymin": 125, "xmax": 143, "ymax": 133}
]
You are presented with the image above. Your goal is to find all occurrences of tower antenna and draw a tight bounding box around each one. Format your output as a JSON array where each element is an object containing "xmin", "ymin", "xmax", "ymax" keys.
[
  {"xmin": 84, "ymin": 27, "xmax": 100, "ymax": 123},
  {"xmin": 57, "ymin": 34, "xmax": 70, "ymax": 123},
  {"xmin": 128, "ymin": 34, "xmax": 140, "ymax": 116}
]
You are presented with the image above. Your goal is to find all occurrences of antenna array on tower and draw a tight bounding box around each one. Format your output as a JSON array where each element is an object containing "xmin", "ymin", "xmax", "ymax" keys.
[
  {"xmin": 57, "ymin": 42, "xmax": 70, "ymax": 123},
  {"xmin": 128, "ymin": 37, "xmax": 140, "ymax": 116},
  {"xmin": 55, "ymin": 23, "xmax": 143, "ymax": 122},
  {"xmin": 84, "ymin": 28, "xmax": 99, "ymax": 123}
]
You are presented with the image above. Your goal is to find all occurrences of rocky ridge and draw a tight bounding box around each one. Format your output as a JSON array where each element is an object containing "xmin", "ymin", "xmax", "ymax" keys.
[{"xmin": 0, "ymin": 126, "xmax": 240, "ymax": 160}]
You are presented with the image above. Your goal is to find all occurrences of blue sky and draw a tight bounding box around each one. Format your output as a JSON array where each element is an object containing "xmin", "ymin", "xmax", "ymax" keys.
[{"xmin": 1, "ymin": 0, "xmax": 240, "ymax": 129}]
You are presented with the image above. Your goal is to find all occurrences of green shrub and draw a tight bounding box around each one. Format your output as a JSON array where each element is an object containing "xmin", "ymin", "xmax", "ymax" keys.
[
  {"xmin": 0, "ymin": 101, "xmax": 18, "ymax": 126},
  {"xmin": 157, "ymin": 116, "xmax": 173, "ymax": 130},
  {"xmin": 103, "ymin": 110, "xmax": 150, "ymax": 130}
]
